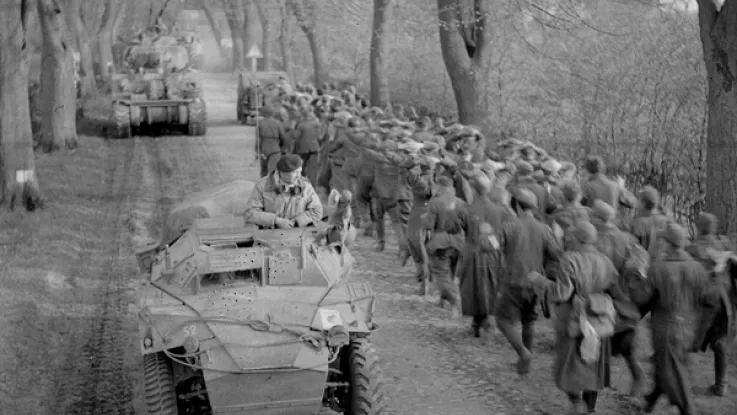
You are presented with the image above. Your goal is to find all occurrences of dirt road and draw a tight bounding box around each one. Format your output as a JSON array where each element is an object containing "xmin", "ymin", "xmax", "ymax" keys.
[{"xmin": 47, "ymin": 73, "xmax": 737, "ymax": 415}]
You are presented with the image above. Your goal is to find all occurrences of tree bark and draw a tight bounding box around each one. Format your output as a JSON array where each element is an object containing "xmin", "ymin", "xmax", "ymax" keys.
[
  {"xmin": 201, "ymin": 0, "xmax": 226, "ymax": 58},
  {"xmin": 240, "ymin": 0, "xmax": 258, "ymax": 70},
  {"xmin": 278, "ymin": 0, "xmax": 295, "ymax": 82},
  {"xmin": 288, "ymin": 0, "xmax": 327, "ymax": 85},
  {"xmin": 255, "ymin": 0, "xmax": 272, "ymax": 71},
  {"xmin": 222, "ymin": 0, "xmax": 245, "ymax": 69},
  {"xmin": 697, "ymin": 0, "xmax": 737, "ymax": 234},
  {"xmin": 437, "ymin": 0, "xmax": 492, "ymax": 128},
  {"xmin": 370, "ymin": 0, "xmax": 393, "ymax": 108},
  {"xmin": 67, "ymin": 0, "xmax": 96, "ymax": 96},
  {"xmin": 0, "ymin": 0, "xmax": 44, "ymax": 210},
  {"xmin": 38, "ymin": 0, "xmax": 78, "ymax": 152},
  {"xmin": 96, "ymin": 0, "xmax": 118, "ymax": 80}
]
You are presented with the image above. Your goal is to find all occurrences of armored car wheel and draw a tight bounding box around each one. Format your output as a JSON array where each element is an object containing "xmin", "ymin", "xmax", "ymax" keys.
[
  {"xmin": 112, "ymin": 103, "xmax": 131, "ymax": 139},
  {"xmin": 143, "ymin": 353, "xmax": 178, "ymax": 414},
  {"xmin": 346, "ymin": 338, "xmax": 386, "ymax": 415},
  {"xmin": 187, "ymin": 100, "xmax": 207, "ymax": 136}
]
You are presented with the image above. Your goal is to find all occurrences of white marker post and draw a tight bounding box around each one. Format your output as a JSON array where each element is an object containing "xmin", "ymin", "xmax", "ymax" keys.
[{"xmin": 246, "ymin": 43, "xmax": 263, "ymax": 73}]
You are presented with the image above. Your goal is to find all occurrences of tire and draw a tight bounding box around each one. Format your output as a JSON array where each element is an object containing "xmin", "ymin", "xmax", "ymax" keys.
[
  {"xmin": 143, "ymin": 352, "xmax": 178, "ymax": 415},
  {"xmin": 112, "ymin": 103, "xmax": 131, "ymax": 139},
  {"xmin": 346, "ymin": 339, "xmax": 386, "ymax": 415},
  {"xmin": 188, "ymin": 100, "xmax": 207, "ymax": 136}
]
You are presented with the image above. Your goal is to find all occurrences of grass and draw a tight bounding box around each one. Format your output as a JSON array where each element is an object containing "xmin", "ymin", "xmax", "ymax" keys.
[{"xmin": 0, "ymin": 135, "xmax": 119, "ymax": 413}]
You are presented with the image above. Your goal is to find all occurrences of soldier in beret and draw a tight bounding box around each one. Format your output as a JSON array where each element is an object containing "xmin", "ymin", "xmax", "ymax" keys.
[
  {"xmin": 496, "ymin": 188, "xmax": 562, "ymax": 375},
  {"xmin": 628, "ymin": 223, "xmax": 711, "ymax": 415},
  {"xmin": 421, "ymin": 176, "xmax": 467, "ymax": 319},
  {"xmin": 686, "ymin": 213, "xmax": 737, "ymax": 396},
  {"xmin": 590, "ymin": 200, "xmax": 647, "ymax": 396},
  {"xmin": 245, "ymin": 154, "xmax": 323, "ymax": 229},
  {"xmin": 630, "ymin": 185, "xmax": 672, "ymax": 259}
]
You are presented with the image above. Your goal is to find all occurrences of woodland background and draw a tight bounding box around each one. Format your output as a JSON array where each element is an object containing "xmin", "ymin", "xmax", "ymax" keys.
[{"xmin": 1, "ymin": 0, "xmax": 730, "ymax": 233}]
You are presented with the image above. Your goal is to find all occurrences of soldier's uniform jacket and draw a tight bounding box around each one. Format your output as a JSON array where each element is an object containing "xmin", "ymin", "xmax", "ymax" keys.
[
  {"xmin": 256, "ymin": 117, "xmax": 286, "ymax": 156},
  {"xmin": 581, "ymin": 173, "xmax": 637, "ymax": 210},
  {"xmin": 515, "ymin": 176, "xmax": 555, "ymax": 221},
  {"xmin": 630, "ymin": 211, "xmax": 672, "ymax": 258},
  {"xmin": 293, "ymin": 117, "xmax": 323, "ymax": 154},
  {"xmin": 363, "ymin": 148, "xmax": 412, "ymax": 201},
  {"xmin": 551, "ymin": 204, "xmax": 591, "ymax": 231},
  {"xmin": 421, "ymin": 190, "xmax": 467, "ymax": 253},
  {"xmin": 244, "ymin": 172, "xmax": 323, "ymax": 228},
  {"xmin": 499, "ymin": 211, "xmax": 562, "ymax": 287}
]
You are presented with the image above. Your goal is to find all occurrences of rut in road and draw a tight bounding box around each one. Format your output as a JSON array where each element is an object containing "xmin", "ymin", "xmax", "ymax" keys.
[{"xmin": 50, "ymin": 138, "xmax": 161, "ymax": 414}]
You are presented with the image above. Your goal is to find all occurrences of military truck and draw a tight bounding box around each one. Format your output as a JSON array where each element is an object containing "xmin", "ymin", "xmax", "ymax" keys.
[
  {"xmin": 135, "ymin": 181, "xmax": 384, "ymax": 415},
  {"xmin": 110, "ymin": 34, "xmax": 206, "ymax": 138},
  {"xmin": 237, "ymin": 71, "xmax": 290, "ymax": 125}
]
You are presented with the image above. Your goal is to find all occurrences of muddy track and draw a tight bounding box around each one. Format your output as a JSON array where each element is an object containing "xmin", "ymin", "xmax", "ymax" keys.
[{"xmin": 49, "ymin": 138, "xmax": 158, "ymax": 414}]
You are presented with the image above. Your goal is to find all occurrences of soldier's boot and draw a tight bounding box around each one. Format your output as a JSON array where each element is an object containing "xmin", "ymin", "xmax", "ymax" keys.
[
  {"xmin": 373, "ymin": 220, "xmax": 385, "ymax": 251},
  {"xmin": 711, "ymin": 343, "xmax": 728, "ymax": 397},
  {"xmin": 522, "ymin": 322, "xmax": 535, "ymax": 353},
  {"xmin": 472, "ymin": 316, "xmax": 483, "ymax": 338},
  {"xmin": 582, "ymin": 391, "xmax": 598, "ymax": 413},
  {"xmin": 625, "ymin": 353, "xmax": 645, "ymax": 397},
  {"xmin": 390, "ymin": 220, "xmax": 410, "ymax": 266},
  {"xmin": 497, "ymin": 319, "xmax": 532, "ymax": 375},
  {"xmin": 567, "ymin": 394, "xmax": 584, "ymax": 415},
  {"xmin": 363, "ymin": 221, "xmax": 374, "ymax": 237}
]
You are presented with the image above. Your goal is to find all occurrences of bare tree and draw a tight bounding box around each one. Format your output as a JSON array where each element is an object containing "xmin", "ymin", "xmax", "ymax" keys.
[
  {"xmin": 437, "ymin": 0, "xmax": 492, "ymax": 126},
  {"xmin": 65, "ymin": 0, "xmax": 96, "ymax": 96},
  {"xmin": 288, "ymin": 0, "xmax": 327, "ymax": 85},
  {"xmin": 201, "ymin": 0, "xmax": 226, "ymax": 59},
  {"xmin": 278, "ymin": 0, "xmax": 295, "ymax": 81},
  {"xmin": 0, "ymin": 0, "xmax": 43, "ymax": 210},
  {"xmin": 222, "ymin": 0, "xmax": 245, "ymax": 69},
  {"xmin": 255, "ymin": 0, "xmax": 272, "ymax": 71},
  {"xmin": 370, "ymin": 0, "xmax": 394, "ymax": 107},
  {"xmin": 96, "ymin": 0, "xmax": 123, "ymax": 80},
  {"xmin": 696, "ymin": 0, "xmax": 737, "ymax": 234},
  {"xmin": 38, "ymin": 0, "xmax": 78, "ymax": 152}
]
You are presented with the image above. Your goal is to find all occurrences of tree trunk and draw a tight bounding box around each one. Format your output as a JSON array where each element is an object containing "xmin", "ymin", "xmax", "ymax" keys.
[
  {"xmin": 288, "ymin": 0, "xmax": 327, "ymax": 85},
  {"xmin": 38, "ymin": 0, "xmax": 78, "ymax": 152},
  {"xmin": 278, "ymin": 0, "xmax": 294, "ymax": 82},
  {"xmin": 223, "ymin": 0, "xmax": 245, "ymax": 70},
  {"xmin": 0, "ymin": 0, "xmax": 44, "ymax": 210},
  {"xmin": 96, "ymin": 0, "xmax": 117, "ymax": 80},
  {"xmin": 437, "ymin": 0, "xmax": 492, "ymax": 128},
  {"xmin": 68, "ymin": 0, "xmax": 96, "ymax": 96},
  {"xmin": 240, "ymin": 0, "xmax": 258, "ymax": 70},
  {"xmin": 697, "ymin": 0, "xmax": 737, "ymax": 234},
  {"xmin": 201, "ymin": 0, "xmax": 226, "ymax": 58},
  {"xmin": 255, "ymin": 0, "xmax": 271, "ymax": 71},
  {"xmin": 370, "ymin": 0, "xmax": 393, "ymax": 108}
]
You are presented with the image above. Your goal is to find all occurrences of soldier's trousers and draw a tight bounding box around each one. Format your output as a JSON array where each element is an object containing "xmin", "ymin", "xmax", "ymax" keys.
[
  {"xmin": 298, "ymin": 152, "xmax": 320, "ymax": 184},
  {"xmin": 428, "ymin": 248, "xmax": 460, "ymax": 307},
  {"xmin": 355, "ymin": 175, "xmax": 374, "ymax": 222},
  {"xmin": 371, "ymin": 197, "xmax": 410, "ymax": 248},
  {"xmin": 260, "ymin": 152, "xmax": 281, "ymax": 178}
]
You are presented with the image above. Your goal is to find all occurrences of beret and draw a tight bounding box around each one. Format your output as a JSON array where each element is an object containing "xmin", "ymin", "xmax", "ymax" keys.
[
  {"xmin": 561, "ymin": 180, "xmax": 582, "ymax": 201},
  {"xmin": 516, "ymin": 161, "xmax": 534, "ymax": 176},
  {"xmin": 658, "ymin": 222, "xmax": 688, "ymax": 248},
  {"xmin": 591, "ymin": 200, "xmax": 616, "ymax": 222},
  {"xmin": 639, "ymin": 185, "xmax": 660, "ymax": 205},
  {"xmin": 513, "ymin": 187, "xmax": 538, "ymax": 209},
  {"xmin": 437, "ymin": 176, "xmax": 454, "ymax": 188},
  {"xmin": 276, "ymin": 154, "xmax": 303, "ymax": 172},
  {"xmin": 571, "ymin": 220, "xmax": 598, "ymax": 244},
  {"xmin": 696, "ymin": 212, "xmax": 718, "ymax": 236},
  {"xmin": 541, "ymin": 159, "xmax": 562, "ymax": 174}
]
